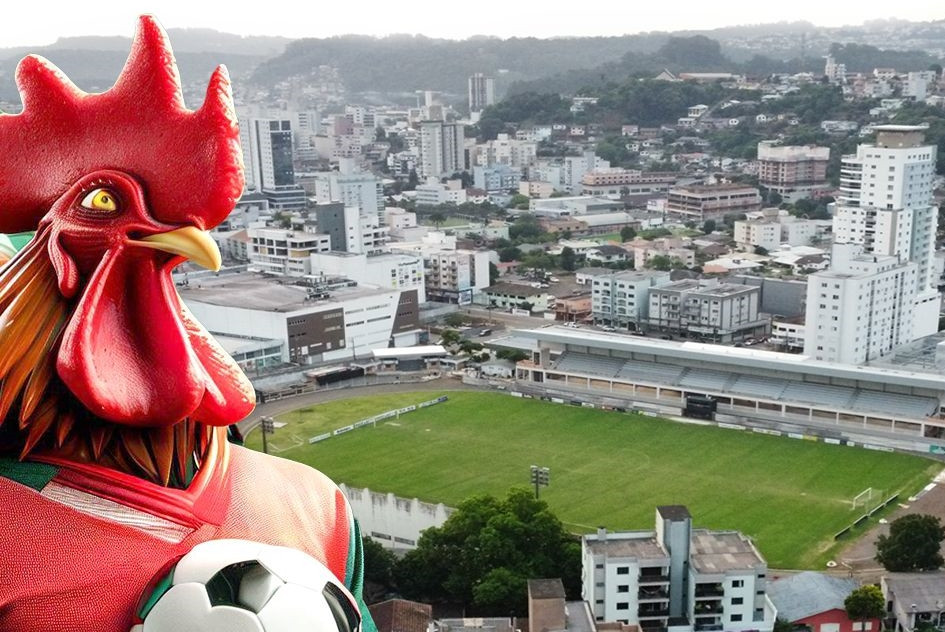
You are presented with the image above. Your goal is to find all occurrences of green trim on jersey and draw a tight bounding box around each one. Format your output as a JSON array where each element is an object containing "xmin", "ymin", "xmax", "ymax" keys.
[
  {"xmin": 0, "ymin": 457, "xmax": 58, "ymax": 491},
  {"xmin": 346, "ymin": 519, "xmax": 378, "ymax": 632}
]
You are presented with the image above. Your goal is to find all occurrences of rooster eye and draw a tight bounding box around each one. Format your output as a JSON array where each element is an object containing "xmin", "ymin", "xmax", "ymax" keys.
[{"xmin": 79, "ymin": 188, "xmax": 120, "ymax": 214}]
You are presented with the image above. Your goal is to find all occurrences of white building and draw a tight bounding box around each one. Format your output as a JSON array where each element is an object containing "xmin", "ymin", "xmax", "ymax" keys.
[
  {"xmin": 425, "ymin": 249, "xmax": 492, "ymax": 304},
  {"xmin": 471, "ymin": 133, "xmax": 537, "ymax": 170},
  {"xmin": 828, "ymin": 124, "xmax": 939, "ymax": 341},
  {"xmin": 181, "ymin": 272, "xmax": 422, "ymax": 364},
  {"xmin": 734, "ymin": 210, "xmax": 831, "ymax": 252},
  {"xmin": 247, "ymin": 226, "xmax": 331, "ymax": 275},
  {"xmin": 312, "ymin": 160, "xmax": 384, "ymax": 219},
  {"xmin": 590, "ymin": 270, "xmax": 671, "ymax": 329},
  {"xmin": 756, "ymin": 142, "xmax": 830, "ymax": 203},
  {"xmin": 419, "ymin": 121, "xmax": 465, "ymax": 179},
  {"xmin": 582, "ymin": 506, "xmax": 776, "ymax": 631},
  {"xmin": 468, "ymin": 73, "xmax": 496, "ymax": 114},
  {"xmin": 312, "ymin": 203, "xmax": 389, "ymax": 255},
  {"xmin": 310, "ymin": 251, "xmax": 426, "ymax": 303},
  {"xmin": 415, "ymin": 180, "xmax": 468, "ymax": 206},
  {"xmin": 804, "ymin": 244, "xmax": 917, "ymax": 365}
]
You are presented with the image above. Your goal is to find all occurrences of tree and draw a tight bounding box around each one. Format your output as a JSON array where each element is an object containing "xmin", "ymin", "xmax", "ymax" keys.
[
  {"xmin": 844, "ymin": 585, "xmax": 884, "ymax": 629},
  {"xmin": 876, "ymin": 514, "xmax": 945, "ymax": 572},
  {"xmin": 489, "ymin": 262, "xmax": 500, "ymax": 285},
  {"xmin": 430, "ymin": 212, "xmax": 446, "ymax": 229},
  {"xmin": 444, "ymin": 312, "xmax": 466, "ymax": 328},
  {"xmin": 620, "ymin": 225, "xmax": 637, "ymax": 242},
  {"xmin": 508, "ymin": 194, "xmax": 530, "ymax": 210},
  {"xmin": 440, "ymin": 329, "xmax": 462, "ymax": 347},
  {"xmin": 496, "ymin": 349, "xmax": 528, "ymax": 362},
  {"xmin": 362, "ymin": 536, "xmax": 397, "ymax": 603},
  {"xmin": 645, "ymin": 255, "xmax": 672, "ymax": 271},
  {"xmin": 701, "ymin": 219, "xmax": 717, "ymax": 234},
  {"xmin": 754, "ymin": 246, "xmax": 769, "ymax": 256},
  {"xmin": 393, "ymin": 488, "xmax": 580, "ymax": 615},
  {"xmin": 560, "ymin": 246, "xmax": 577, "ymax": 272}
]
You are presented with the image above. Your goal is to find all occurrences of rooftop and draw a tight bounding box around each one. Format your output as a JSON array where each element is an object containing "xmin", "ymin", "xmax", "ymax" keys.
[
  {"xmin": 690, "ymin": 530, "xmax": 765, "ymax": 574},
  {"xmin": 658, "ymin": 505, "xmax": 692, "ymax": 521},
  {"xmin": 884, "ymin": 572, "xmax": 945, "ymax": 611},
  {"xmin": 528, "ymin": 578, "xmax": 566, "ymax": 600},
  {"xmin": 655, "ymin": 280, "xmax": 757, "ymax": 296},
  {"xmin": 583, "ymin": 531, "xmax": 669, "ymax": 560},
  {"xmin": 767, "ymin": 572, "xmax": 859, "ymax": 622},
  {"xmin": 179, "ymin": 272, "xmax": 388, "ymax": 312}
]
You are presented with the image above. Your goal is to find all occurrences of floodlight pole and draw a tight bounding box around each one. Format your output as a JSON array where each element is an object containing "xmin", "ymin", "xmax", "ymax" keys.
[
  {"xmin": 260, "ymin": 416, "xmax": 275, "ymax": 454},
  {"xmin": 530, "ymin": 465, "xmax": 550, "ymax": 499}
]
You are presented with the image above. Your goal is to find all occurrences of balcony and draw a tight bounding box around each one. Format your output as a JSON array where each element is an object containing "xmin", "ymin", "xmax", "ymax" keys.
[
  {"xmin": 693, "ymin": 602, "xmax": 723, "ymax": 616},
  {"xmin": 638, "ymin": 586, "xmax": 669, "ymax": 601},
  {"xmin": 639, "ymin": 607, "xmax": 670, "ymax": 619},
  {"xmin": 694, "ymin": 584, "xmax": 723, "ymax": 598},
  {"xmin": 639, "ymin": 571, "xmax": 670, "ymax": 584},
  {"xmin": 694, "ymin": 625, "xmax": 723, "ymax": 632}
]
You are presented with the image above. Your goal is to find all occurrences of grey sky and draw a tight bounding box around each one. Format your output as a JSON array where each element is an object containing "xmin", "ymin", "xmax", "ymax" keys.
[{"xmin": 2, "ymin": 0, "xmax": 943, "ymax": 47}]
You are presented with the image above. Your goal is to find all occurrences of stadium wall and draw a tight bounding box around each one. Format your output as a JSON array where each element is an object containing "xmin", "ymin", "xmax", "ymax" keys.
[{"xmin": 339, "ymin": 484, "xmax": 454, "ymax": 550}]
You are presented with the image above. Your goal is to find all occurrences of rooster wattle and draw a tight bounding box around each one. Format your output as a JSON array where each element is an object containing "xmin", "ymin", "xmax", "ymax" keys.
[{"xmin": 0, "ymin": 16, "xmax": 254, "ymax": 486}]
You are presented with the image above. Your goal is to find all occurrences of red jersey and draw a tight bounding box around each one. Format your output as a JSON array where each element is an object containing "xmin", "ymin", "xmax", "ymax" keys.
[{"xmin": 0, "ymin": 431, "xmax": 374, "ymax": 631}]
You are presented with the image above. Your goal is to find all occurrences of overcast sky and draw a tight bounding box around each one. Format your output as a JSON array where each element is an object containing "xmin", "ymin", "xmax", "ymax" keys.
[{"xmin": 2, "ymin": 1, "xmax": 944, "ymax": 47}]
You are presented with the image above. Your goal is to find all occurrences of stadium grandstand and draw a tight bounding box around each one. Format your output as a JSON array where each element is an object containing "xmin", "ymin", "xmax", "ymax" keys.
[{"xmin": 497, "ymin": 326, "xmax": 945, "ymax": 453}]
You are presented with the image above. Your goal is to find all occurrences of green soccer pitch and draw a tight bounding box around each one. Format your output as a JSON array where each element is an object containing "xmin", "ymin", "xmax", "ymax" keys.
[{"xmin": 245, "ymin": 390, "xmax": 941, "ymax": 568}]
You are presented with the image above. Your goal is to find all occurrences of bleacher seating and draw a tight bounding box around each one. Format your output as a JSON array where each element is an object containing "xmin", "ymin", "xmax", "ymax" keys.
[
  {"xmin": 729, "ymin": 375, "xmax": 788, "ymax": 400},
  {"xmin": 849, "ymin": 390, "xmax": 938, "ymax": 419},
  {"xmin": 617, "ymin": 359, "xmax": 686, "ymax": 385},
  {"xmin": 553, "ymin": 352, "xmax": 625, "ymax": 378},
  {"xmin": 677, "ymin": 368, "xmax": 733, "ymax": 392},
  {"xmin": 781, "ymin": 382, "xmax": 856, "ymax": 409}
]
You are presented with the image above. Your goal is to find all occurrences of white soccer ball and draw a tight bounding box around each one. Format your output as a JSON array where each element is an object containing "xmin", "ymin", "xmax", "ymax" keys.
[{"xmin": 131, "ymin": 539, "xmax": 361, "ymax": 632}]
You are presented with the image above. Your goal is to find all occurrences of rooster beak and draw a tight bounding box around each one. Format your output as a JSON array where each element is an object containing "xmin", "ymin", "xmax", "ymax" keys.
[{"xmin": 130, "ymin": 226, "xmax": 222, "ymax": 271}]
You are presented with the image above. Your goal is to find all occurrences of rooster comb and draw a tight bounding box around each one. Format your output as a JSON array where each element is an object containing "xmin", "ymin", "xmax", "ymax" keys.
[{"xmin": 0, "ymin": 15, "xmax": 244, "ymax": 233}]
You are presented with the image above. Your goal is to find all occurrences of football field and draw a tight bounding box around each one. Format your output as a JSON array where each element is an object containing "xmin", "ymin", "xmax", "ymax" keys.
[{"xmin": 245, "ymin": 390, "xmax": 941, "ymax": 568}]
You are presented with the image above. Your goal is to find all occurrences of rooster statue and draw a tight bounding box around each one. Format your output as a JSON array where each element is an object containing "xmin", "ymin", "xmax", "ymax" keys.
[{"xmin": 0, "ymin": 16, "xmax": 375, "ymax": 632}]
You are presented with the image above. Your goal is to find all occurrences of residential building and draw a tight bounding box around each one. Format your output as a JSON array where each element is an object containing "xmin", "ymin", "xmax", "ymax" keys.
[
  {"xmin": 312, "ymin": 202, "xmax": 389, "ymax": 255},
  {"xmin": 474, "ymin": 165, "xmax": 522, "ymax": 194},
  {"xmin": 804, "ymin": 245, "xmax": 917, "ymax": 364},
  {"xmin": 468, "ymin": 73, "xmax": 496, "ymax": 114},
  {"xmin": 666, "ymin": 185, "xmax": 762, "ymax": 221},
  {"xmin": 591, "ymin": 270, "xmax": 671, "ymax": 329},
  {"xmin": 555, "ymin": 293, "xmax": 592, "ymax": 323},
  {"xmin": 240, "ymin": 117, "xmax": 307, "ymax": 210},
  {"xmin": 648, "ymin": 280, "xmax": 764, "ymax": 342},
  {"xmin": 824, "ymin": 55, "xmax": 846, "ymax": 84},
  {"xmin": 369, "ymin": 599, "xmax": 433, "ymax": 632},
  {"xmin": 519, "ymin": 180, "xmax": 555, "ymax": 199},
  {"xmin": 312, "ymin": 160, "xmax": 384, "ymax": 219},
  {"xmin": 480, "ymin": 282, "xmax": 554, "ymax": 312},
  {"xmin": 415, "ymin": 179, "xmax": 468, "ymax": 206},
  {"xmin": 831, "ymin": 124, "xmax": 940, "ymax": 339},
  {"xmin": 426, "ymin": 249, "xmax": 491, "ymax": 304},
  {"xmin": 419, "ymin": 121, "xmax": 465, "ymax": 179},
  {"xmin": 529, "ymin": 196, "xmax": 623, "ymax": 218},
  {"xmin": 582, "ymin": 506, "xmax": 776, "ymax": 631},
  {"xmin": 734, "ymin": 219, "xmax": 781, "ymax": 253},
  {"xmin": 247, "ymin": 226, "xmax": 331, "ymax": 275},
  {"xmin": 768, "ymin": 572, "xmax": 875, "ymax": 632},
  {"xmin": 756, "ymin": 142, "xmax": 830, "ymax": 203},
  {"xmin": 883, "ymin": 572, "xmax": 945, "ymax": 632},
  {"xmin": 770, "ymin": 320, "xmax": 806, "ymax": 351},
  {"xmin": 565, "ymin": 152, "xmax": 611, "ymax": 194},
  {"xmin": 580, "ymin": 169, "xmax": 677, "ymax": 198},
  {"xmin": 586, "ymin": 245, "xmax": 630, "ymax": 265},
  {"xmin": 471, "ymin": 133, "xmax": 537, "ymax": 170},
  {"xmin": 311, "ymin": 251, "xmax": 426, "ymax": 302},
  {"xmin": 180, "ymin": 272, "xmax": 422, "ymax": 364}
]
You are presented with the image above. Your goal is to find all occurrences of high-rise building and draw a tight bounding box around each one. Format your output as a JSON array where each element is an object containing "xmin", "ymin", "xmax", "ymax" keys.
[
  {"xmin": 833, "ymin": 125, "xmax": 939, "ymax": 337},
  {"xmin": 756, "ymin": 142, "xmax": 830, "ymax": 203},
  {"xmin": 312, "ymin": 202, "xmax": 389, "ymax": 255},
  {"xmin": 418, "ymin": 121, "xmax": 465, "ymax": 179},
  {"xmin": 803, "ymin": 125, "xmax": 939, "ymax": 364},
  {"xmin": 240, "ymin": 117, "xmax": 307, "ymax": 210},
  {"xmin": 468, "ymin": 73, "xmax": 495, "ymax": 114}
]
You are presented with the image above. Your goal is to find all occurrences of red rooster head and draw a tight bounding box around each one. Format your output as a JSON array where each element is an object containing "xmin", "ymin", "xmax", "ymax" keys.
[{"xmin": 0, "ymin": 16, "xmax": 255, "ymax": 484}]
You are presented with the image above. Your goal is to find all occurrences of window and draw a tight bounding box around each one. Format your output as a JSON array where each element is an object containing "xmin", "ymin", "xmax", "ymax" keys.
[
  {"xmin": 616, "ymin": 603, "xmax": 629, "ymax": 611},
  {"xmin": 732, "ymin": 597, "xmax": 743, "ymax": 605},
  {"xmin": 731, "ymin": 615, "xmax": 743, "ymax": 622},
  {"xmin": 617, "ymin": 585, "xmax": 630, "ymax": 593},
  {"xmin": 732, "ymin": 580, "xmax": 744, "ymax": 588},
  {"xmin": 616, "ymin": 567, "xmax": 630, "ymax": 575}
]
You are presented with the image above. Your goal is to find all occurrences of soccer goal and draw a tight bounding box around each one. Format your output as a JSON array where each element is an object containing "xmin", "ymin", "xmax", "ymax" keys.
[{"xmin": 851, "ymin": 487, "xmax": 877, "ymax": 510}]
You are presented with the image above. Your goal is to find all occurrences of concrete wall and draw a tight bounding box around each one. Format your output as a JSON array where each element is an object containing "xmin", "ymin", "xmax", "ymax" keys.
[{"xmin": 340, "ymin": 484, "xmax": 453, "ymax": 549}]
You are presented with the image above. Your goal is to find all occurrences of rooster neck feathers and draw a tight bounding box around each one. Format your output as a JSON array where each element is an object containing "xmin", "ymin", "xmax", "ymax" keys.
[{"xmin": 0, "ymin": 231, "xmax": 213, "ymax": 487}]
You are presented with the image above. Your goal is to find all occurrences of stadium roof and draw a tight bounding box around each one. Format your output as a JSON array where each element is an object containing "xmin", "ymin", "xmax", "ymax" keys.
[{"xmin": 515, "ymin": 326, "xmax": 945, "ymax": 391}]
